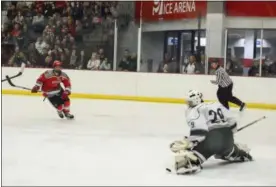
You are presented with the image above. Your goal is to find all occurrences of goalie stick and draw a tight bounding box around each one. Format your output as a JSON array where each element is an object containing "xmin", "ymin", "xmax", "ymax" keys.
[
  {"xmin": 237, "ymin": 116, "xmax": 266, "ymax": 132},
  {"xmin": 2, "ymin": 63, "xmax": 26, "ymax": 82},
  {"xmin": 166, "ymin": 115, "xmax": 267, "ymax": 174}
]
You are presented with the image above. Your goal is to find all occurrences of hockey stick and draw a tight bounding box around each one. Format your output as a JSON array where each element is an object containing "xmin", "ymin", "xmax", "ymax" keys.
[
  {"xmin": 237, "ymin": 116, "xmax": 266, "ymax": 132},
  {"xmin": 2, "ymin": 63, "xmax": 26, "ymax": 82},
  {"xmin": 5, "ymin": 75, "xmax": 33, "ymax": 91}
]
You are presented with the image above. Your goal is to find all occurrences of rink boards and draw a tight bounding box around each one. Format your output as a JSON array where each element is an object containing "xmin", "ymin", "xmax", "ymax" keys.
[{"xmin": 2, "ymin": 67, "xmax": 276, "ymax": 110}]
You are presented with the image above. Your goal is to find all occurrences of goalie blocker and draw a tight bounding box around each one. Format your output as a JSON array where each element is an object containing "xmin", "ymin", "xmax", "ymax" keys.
[
  {"xmin": 31, "ymin": 60, "xmax": 74, "ymax": 119},
  {"xmin": 169, "ymin": 90, "xmax": 252, "ymax": 175}
]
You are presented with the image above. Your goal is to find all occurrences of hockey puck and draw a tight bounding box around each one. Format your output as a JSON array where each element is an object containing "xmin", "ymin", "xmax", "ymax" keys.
[{"xmin": 166, "ymin": 168, "xmax": 172, "ymax": 172}]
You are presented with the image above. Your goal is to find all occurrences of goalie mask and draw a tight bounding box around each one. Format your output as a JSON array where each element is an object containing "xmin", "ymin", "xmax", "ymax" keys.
[{"xmin": 186, "ymin": 90, "xmax": 203, "ymax": 107}]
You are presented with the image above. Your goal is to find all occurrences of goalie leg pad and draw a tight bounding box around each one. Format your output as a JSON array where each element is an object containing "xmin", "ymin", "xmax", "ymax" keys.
[
  {"xmin": 174, "ymin": 150, "xmax": 202, "ymax": 174},
  {"xmin": 216, "ymin": 143, "xmax": 253, "ymax": 162}
]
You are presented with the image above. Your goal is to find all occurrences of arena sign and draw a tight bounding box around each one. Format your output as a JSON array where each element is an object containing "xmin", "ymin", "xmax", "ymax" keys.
[
  {"xmin": 152, "ymin": 0, "xmax": 196, "ymax": 16},
  {"xmin": 135, "ymin": 0, "xmax": 207, "ymax": 21}
]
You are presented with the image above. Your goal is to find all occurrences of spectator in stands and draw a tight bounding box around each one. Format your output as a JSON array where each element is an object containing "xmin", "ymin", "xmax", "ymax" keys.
[
  {"xmin": 44, "ymin": 2, "xmax": 56, "ymax": 18},
  {"xmin": 26, "ymin": 43, "xmax": 37, "ymax": 67},
  {"xmin": 100, "ymin": 57, "xmax": 111, "ymax": 70},
  {"xmin": 248, "ymin": 60, "xmax": 260, "ymax": 77},
  {"xmin": 98, "ymin": 48, "xmax": 105, "ymax": 62},
  {"xmin": 7, "ymin": 4, "xmax": 17, "ymax": 21},
  {"xmin": 45, "ymin": 54, "xmax": 54, "ymax": 67},
  {"xmin": 35, "ymin": 37, "xmax": 49, "ymax": 55},
  {"xmin": 87, "ymin": 52, "xmax": 101, "ymax": 70},
  {"xmin": 11, "ymin": 23, "xmax": 21, "ymax": 37},
  {"xmin": 129, "ymin": 53, "xmax": 137, "ymax": 72},
  {"xmin": 32, "ymin": 12, "xmax": 45, "ymax": 32},
  {"xmin": 68, "ymin": 17, "xmax": 76, "ymax": 37},
  {"xmin": 13, "ymin": 11, "xmax": 24, "ymax": 25},
  {"xmin": 77, "ymin": 50, "xmax": 85, "ymax": 69},
  {"xmin": 268, "ymin": 61, "xmax": 276, "ymax": 76},
  {"xmin": 157, "ymin": 53, "xmax": 171, "ymax": 73},
  {"xmin": 183, "ymin": 55, "xmax": 199, "ymax": 74},
  {"xmin": 229, "ymin": 58, "xmax": 243, "ymax": 76},
  {"xmin": 2, "ymin": 1, "xmax": 118, "ymax": 70},
  {"xmin": 118, "ymin": 49, "xmax": 132, "ymax": 71},
  {"xmin": 110, "ymin": 3, "xmax": 118, "ymax": 18},
  {"xmin": 69, "ymin": 49, "xmax": 78, "ymax": 68},
  {"xmin": 196, "ymin": 54, "xmax": 206, "ymax": 74},
  {"xmin": 71, "ymin": 2, "xmax": 84, "ymax": 21},
  {"xmin": 33, "ymin": 12, "xmax": 45, "ymax": 25},
  {"xmin": 2, "ymin": 32, "xmax": 15, "ymax": 45},
  {"xmin": 75, "ymin": 20, "xmax": 82, "ymax": 33},
  {"xmin": 8, "ymin": 46, "xmax": 28, "ymax": 67},
  {"xmin": 55, "ymin": 1, "xmax": 67, "ymax": 15}
]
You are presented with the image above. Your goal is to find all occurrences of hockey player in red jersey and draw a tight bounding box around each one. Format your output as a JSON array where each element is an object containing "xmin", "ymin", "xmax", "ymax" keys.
[{"xmin": 31, "ymin": 60, "xmax": 74, "ymax": 119}]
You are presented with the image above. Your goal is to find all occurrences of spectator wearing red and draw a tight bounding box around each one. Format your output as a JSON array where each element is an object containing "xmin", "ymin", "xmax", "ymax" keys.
[
  {"xmin": 7, "ymin": 4, "xmax": 17, "ymax": 20},
  {"xmin": 55, "ymin": 1, "xmax": 67, "ymax": 15},
  {"xmin": 55, "ymin": 1, "xmax": 67, "ymax": 9},
  {"xmin": 11, "ymin": 23, "xmax": 21, "ymax": 37},
  {"xmin": 67, "ymin": 17, "xmax": 76, "ymax": 37}
]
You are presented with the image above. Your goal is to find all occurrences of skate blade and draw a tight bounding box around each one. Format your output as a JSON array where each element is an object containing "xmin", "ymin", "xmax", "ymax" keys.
[
  {"xmin": 58, "ymin": 113, "xmax": 64, "ymax": 118},
  {"xmin": 65, "ymin": 116, "xmax": 74, "ymax": 120}
]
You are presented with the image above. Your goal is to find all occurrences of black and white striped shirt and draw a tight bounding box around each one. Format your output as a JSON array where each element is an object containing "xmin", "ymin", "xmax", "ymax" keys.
[{"xmin": 215, "ymin": 66, "xmax": 232, "ymax": 87}]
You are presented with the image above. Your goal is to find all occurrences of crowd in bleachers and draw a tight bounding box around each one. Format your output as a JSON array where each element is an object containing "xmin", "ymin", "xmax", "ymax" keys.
[
  {"xmin": 2, "ymin": 1, "xmax": 275, "ymax": 77},
  {"xmin": 2, "ymin": 1, "xmax": 118, "ymax": 70}
]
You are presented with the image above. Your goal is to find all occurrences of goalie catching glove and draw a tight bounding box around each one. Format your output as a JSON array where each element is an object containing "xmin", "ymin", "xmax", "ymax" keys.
[{"xmin": 170, "ymin": 137, "xmax": 197, "ymax": 153}]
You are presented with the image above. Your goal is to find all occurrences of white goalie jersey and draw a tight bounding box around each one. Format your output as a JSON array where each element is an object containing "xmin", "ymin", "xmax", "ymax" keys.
[{"xmin": 185, "ymin": 102, "xmax": 237, "ymax": 143}]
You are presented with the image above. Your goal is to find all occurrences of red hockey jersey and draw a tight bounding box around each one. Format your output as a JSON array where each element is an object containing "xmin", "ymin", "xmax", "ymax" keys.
[{"xmin": 35, "ymin": 70, "xmax": 71, "ymax": 97}]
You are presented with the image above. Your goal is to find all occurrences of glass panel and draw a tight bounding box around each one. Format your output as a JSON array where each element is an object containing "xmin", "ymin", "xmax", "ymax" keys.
[
  {"xmin": 248, "ymin": 30, "xmax": 262, "ymax": 77},
  {"xmin": 162, "ymin": 31, "xmax": 179, "ymax": 73},
  {"xmin": 116, "ymin": 1, "xmax": 138, "ymax": 72},
  {"xmin": 260, "ymin": 30, "xmax": 276, "ymax": 78},
  {"xmin": 2, "ymin": 1, "xmax": 116, "ymax": 71},
  {"xmin": 180, "ymin": 32, "xmax": 193, "ymax": 74},
  {"xmin": 194, "ymin": 30, "xmax": 206, "ymax": 74},
  {"xmin": 166, "ymin": 31, "xmax": 178, "ymax": 64},
  {"xmin": 206, "ymin": 30, "xmax": 225, "ymax": 75},
  {"xmin": 140, "ymin": 31, "xmax": 165, "ymax": 73},
  {"xmin": 226, "ymin": 29, "xmax": 259, "ymax": 76},
  {"xmin": 140, "ymin": 31, "xmax": 179, "ymax": 73}
]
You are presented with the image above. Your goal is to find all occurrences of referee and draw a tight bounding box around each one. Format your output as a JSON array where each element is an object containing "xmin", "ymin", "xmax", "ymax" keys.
[{"xmin": 210, "ymin": 61, "xmax": 246, "ymax": 111}]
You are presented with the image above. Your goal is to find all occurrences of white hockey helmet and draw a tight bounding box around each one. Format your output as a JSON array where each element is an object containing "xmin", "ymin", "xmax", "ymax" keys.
[{"xmin": 186, "ymin": 90, "xmax": 203, "ymax": 107}]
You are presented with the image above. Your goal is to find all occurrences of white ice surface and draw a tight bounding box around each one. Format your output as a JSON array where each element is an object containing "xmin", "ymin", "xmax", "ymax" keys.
[{"xmin": 2, "ymin": 95, "xmax": 276, "ymax": 186}]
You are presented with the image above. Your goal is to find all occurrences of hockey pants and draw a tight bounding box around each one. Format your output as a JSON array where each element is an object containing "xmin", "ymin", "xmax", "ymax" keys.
[
  {"xmin": 47, "ymin": 89, "xmax": 70, "ymax": 112},
  {"xmin": 192, "ymin": 127, "xmax": 236, "ymax": 163}
]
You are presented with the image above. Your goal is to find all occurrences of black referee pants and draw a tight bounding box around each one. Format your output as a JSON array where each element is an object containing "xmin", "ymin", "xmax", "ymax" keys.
[{"xmin": 217, "ymin": 83, "xmax": 243, "ymax": 109}]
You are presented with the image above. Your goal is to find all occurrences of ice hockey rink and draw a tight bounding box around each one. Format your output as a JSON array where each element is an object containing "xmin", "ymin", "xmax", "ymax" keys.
[{"xmin": 2, "ymin": 95, "xmax": 276, "ymax": 186}]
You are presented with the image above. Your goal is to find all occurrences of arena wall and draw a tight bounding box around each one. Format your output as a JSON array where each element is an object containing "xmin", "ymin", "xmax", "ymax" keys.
[{"xmin": 2, "ymin": 67, "xmax": 276, "ymax": 110}]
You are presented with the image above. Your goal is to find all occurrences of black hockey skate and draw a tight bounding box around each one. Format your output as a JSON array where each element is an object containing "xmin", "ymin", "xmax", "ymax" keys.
[
  {"xmin": 239, "ymin": 151, "xmax": 253, "ymax": 162},
  {"xmin": 57, "ymin": 111, "xmax": 64, "ymax": 118},
  {"xmin": 64, "ymin": 112, "xmax": 74, "ymax": 119},
  {"xmin": 239, "ymin": 103, "xmax": 246, "ymax": 112},
  {"xmin": 215, "ymin": 145, "xmax": 253, "ymax": 162}
]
